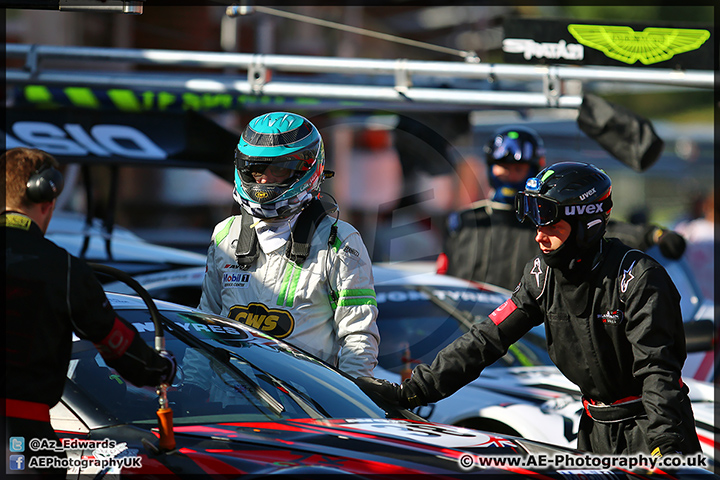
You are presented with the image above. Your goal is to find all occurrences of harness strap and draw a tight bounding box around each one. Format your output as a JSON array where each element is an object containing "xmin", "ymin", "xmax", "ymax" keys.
[
  {"xmin": 235, "ymin": 209, "xmax": 259, "ymax": 270},
  {"xmin": 286, "ymin": 197, "xmax": 338, "ymax": 265},
  {"xmin": 582, "ymin": 395, "xmax": 645, "ymax": 423},
  {"xmin": 4, "ymin": 398, "xmax": 51, "ymax": 422},
  {"xmin": 235, "ymin": 197, "xmax": 338, "ymax": 269}
]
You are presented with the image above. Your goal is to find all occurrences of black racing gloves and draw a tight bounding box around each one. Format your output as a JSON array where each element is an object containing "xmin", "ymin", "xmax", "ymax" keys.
[
  {"xmin": 355, "ymin": 376, "xmax": 425, "ymax": 408},
  {"xmin": 650, "ymin": 228, "xmax": 686, "ymax": 260}
]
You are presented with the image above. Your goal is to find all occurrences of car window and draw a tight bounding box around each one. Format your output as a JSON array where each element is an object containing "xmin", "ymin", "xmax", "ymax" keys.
[
  {"xmin": 68, "ymin": 309, "xmax": 387, "ymax": 425},
  {"xmin": 375, "ymin": 285, "xmax": 552, "ymax": 373},
  {"xmin": 646, "ymin": 245, "xmax": 705, "ymax": 321}
]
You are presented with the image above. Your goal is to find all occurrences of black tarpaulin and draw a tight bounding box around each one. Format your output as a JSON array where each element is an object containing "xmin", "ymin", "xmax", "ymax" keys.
[{"xmin": 577, "ymin": 94, "xmax": 664, "ymax": 172}]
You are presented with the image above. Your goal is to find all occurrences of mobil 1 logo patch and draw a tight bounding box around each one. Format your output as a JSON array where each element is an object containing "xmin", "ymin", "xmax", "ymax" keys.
[{"xmin": 223, "ymin": 271, "xmax": 250, "ymax": 288}]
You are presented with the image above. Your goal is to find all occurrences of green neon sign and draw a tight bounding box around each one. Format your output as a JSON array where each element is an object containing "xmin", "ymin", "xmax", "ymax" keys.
[{"xmin": 568, "ymin": 25, "xmax": 711, "ymax": 65}]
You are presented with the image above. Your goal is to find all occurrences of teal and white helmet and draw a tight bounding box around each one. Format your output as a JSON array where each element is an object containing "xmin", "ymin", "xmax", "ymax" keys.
[{"xmin": 234, "ymin": 112, "xmax": 326, "ymax": 219}]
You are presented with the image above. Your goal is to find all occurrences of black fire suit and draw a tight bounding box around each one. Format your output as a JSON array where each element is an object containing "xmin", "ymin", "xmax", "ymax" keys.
[
  {"xmin": 442, "ymin": 200, "xmax": 679, "ymax": 291},
  {"xmin": 4, "ymin": 212, "xmax": 171, "ymax": 476},
  {"xmin": 410, "ymin": 237, "xmax": 700, "ymax": 455}
]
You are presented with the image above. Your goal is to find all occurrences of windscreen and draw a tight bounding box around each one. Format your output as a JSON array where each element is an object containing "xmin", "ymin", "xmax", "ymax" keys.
[
  {"xmin": 375, "ymin": 285, "xmax": 552, "ymax": 373},
  {"xmin": 68, "ymin": 309, "xmax": 387, "ymax": 425}
]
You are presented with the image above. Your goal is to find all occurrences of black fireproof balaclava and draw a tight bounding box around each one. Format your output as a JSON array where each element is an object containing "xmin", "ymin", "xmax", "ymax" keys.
[{"xmin": 541, "ymin": 219, "xmax": 603, "ymax": 280}]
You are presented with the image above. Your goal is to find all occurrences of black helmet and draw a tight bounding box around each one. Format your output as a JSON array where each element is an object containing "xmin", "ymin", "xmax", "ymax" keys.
[
  {"xmin": 484, "ymin": 126, "xmax": 546, "ymax": 203},
  {"xmin": 515, "ymin": 162, "xmax": 613, "ymax": 248}
]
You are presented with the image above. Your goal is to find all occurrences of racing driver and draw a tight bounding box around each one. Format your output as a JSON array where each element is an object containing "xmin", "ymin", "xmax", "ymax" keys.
[{"xmin": 197, "ymin": 112, "xmax": 379, "ymax": 378}]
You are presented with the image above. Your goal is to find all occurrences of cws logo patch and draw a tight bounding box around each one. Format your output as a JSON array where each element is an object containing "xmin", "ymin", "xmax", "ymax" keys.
[
  {"xmin": 568, "ymin": 25, "xmax": 711, "ymax": 65},
  {"xmin": 597, "ymin": 310, "xmax": 624, "ymax": 325},
  {"xmin": 228, "ymin": 302, "xmax": 294, "ymax": 338}
]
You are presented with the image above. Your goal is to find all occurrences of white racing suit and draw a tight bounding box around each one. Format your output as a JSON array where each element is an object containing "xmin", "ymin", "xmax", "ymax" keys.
[{"xmin": 198, "ymin": 213, "xmax": 379, "ymax": 378}]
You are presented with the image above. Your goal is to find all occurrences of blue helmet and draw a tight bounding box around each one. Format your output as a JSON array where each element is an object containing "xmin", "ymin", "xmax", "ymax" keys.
[
  {"xmin": 484, "ymin": 126, "xmax": 546, "ymax": 204},
  {"xmin": 234, "ymin": 112, "xmax": 326, "ymax": 219}
]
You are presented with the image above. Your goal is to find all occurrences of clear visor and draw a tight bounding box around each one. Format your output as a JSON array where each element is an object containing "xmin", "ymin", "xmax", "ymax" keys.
[
  {"xmin": 490, "ymin": 136, "xmax": 537, "ymax": 163},
  {"xmin": 515, "ymin": 192, "xmax": 560, "ymax": 226}
]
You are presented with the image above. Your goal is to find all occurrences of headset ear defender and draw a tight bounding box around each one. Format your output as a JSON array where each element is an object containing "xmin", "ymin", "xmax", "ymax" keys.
[{"xmin": 26, "ymin": 163, "xmax": 64, "ymax": 203}]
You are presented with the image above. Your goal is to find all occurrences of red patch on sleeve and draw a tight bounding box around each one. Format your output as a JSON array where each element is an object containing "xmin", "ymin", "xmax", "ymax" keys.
[
  {"xmin": 489, "ymin": 299, "xmax": 517, "ymax": 326},
  {"xmin": 94, "ymin": 317, "xmax": 135, "ymax": 359},
  {"xmin": 436, "ymin": 253, "xmax": 449, "ymax": 274}
]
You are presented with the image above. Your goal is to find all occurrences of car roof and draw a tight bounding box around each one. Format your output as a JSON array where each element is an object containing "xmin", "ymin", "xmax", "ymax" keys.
[
  {"xmin": 373, "ymin": 261, "xmax": 513, "ymax": 296},
  {"xmin": 106, "ymin": 291, "xmax": 195, "ymax": 312},
  {"xmin": 47, "ymin": 211, "xmax": 206, "ymax": 267}
]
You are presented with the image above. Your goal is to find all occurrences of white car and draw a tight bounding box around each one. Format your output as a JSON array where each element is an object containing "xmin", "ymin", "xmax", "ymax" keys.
[{"xmin": 47, "ymin": 210, "xmax": 206, "ymax": 275}]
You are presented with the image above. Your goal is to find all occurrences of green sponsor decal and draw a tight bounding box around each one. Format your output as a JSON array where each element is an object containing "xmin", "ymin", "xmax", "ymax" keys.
[
  {"xmin": 20, "ymin": 86, "xmax": 320, "ymax": 112},
  {"xmin": 568, "ymin": 25, "xmax": 711, "ymax": 65},
  {"xmin": 24, "ymin": 85, "xmax": 60, "ymax": 108},
  {"xmin": 63, "ymin": 87, "xmax": 100, "ymax": 109},
  {"xmin": 108, "ymin": 89, "xmax": 142, "ymax": 111}
]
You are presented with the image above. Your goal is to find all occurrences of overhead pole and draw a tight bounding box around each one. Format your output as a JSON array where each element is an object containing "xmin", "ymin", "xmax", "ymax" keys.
[{"xmin": 5, "ymin": 43, "xmax": 714, "ymax": 111}]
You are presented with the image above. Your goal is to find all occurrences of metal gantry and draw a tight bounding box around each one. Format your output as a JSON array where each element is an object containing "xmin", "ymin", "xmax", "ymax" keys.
[{"xmin": 6, "ymin": 43, "xmax": 715, "ymax": 112}]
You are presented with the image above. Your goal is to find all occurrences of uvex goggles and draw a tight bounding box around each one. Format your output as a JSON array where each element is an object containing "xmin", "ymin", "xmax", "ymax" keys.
[
  {"xmin": 515, "ymin": 192, "xmax": 561, "ymax": 226},
  {"xmin": 516, "ymin": 193, "xmax": 613, "ymax": 227}
]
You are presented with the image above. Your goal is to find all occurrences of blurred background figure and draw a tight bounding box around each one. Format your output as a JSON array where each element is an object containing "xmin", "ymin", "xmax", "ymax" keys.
[
  {"xmin": 437, "ymin": 126, "xmax": 545, "ymax": 290},
  {"xmin": 673, "ymin": 189, "xmax": 714, "ymax": 301},
  {"xmin": 437, "ymin": 126, "xmax": 688, "ymax": 291}
]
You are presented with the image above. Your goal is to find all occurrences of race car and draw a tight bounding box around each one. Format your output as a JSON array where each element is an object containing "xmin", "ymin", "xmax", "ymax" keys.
[
  {"xmin": 98, "ymin": 259, "xmax": 716, "ymax": 467},
  {"xmin": 50, "ymin": 272, "xmax": 712, "ymax": 478},
  {"xmin": 48, "ymin": 211, "xmax": 714, "ymax": 464}
]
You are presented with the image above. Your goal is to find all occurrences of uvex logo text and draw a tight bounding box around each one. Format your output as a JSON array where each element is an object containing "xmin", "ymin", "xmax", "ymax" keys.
[
  {"xmin": 564, "ymin": 204, "xmax": 604, "ymax": 215},
  {"xmin": 579, "ymin": 188, "xmax": 596, "ymax": 201}
]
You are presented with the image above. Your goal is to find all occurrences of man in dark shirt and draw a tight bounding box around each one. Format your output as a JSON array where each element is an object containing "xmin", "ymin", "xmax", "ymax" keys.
[
  {"xmin": 438, "ymin": 126, "xmax": 686, "ymax": 291},
  {"xmin": 359, "ymin": 162, "xmax": 700, "ymax": 457},
  {"xmin": 3, "ymin": 147, "xmax": 176, "ymax": 477}
]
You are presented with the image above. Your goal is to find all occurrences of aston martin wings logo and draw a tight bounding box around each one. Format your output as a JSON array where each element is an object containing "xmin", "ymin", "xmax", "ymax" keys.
[{"xmin": 567, "ymin": 25, "xmax": 710, "ymax": 65}]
